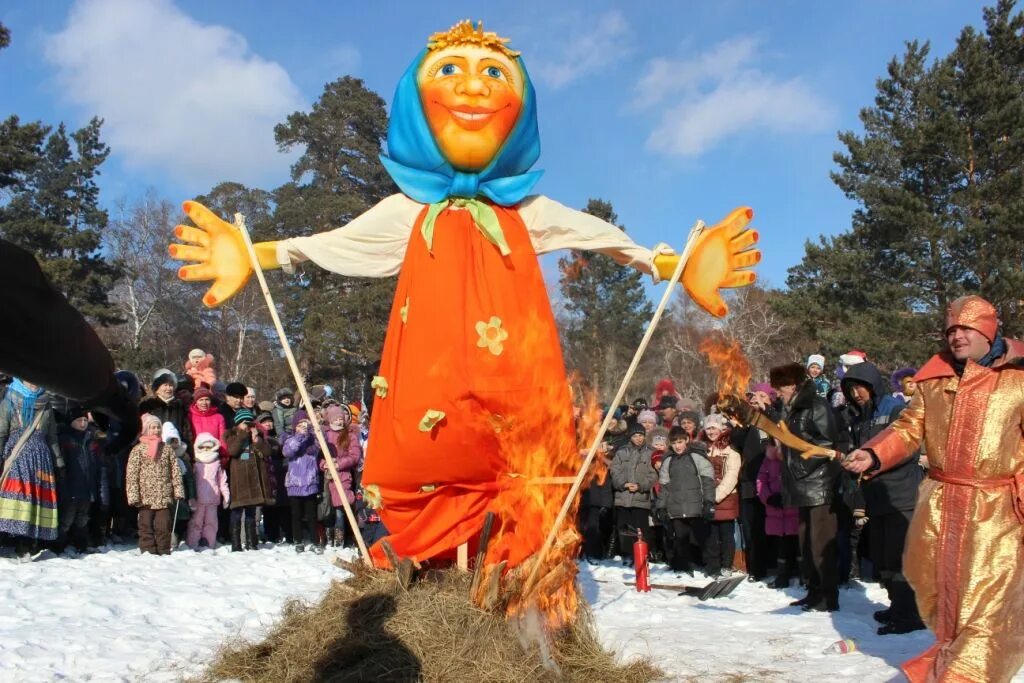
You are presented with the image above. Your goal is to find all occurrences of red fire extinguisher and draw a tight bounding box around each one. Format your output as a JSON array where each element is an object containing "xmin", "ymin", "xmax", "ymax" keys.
[{"xmin": 634, "ymin": 529, "xmax": 650, "ymax": 592}]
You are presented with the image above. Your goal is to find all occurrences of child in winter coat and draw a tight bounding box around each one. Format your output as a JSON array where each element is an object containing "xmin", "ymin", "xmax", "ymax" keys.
[
  {"xmin": 184, "ymin": 348, "xmax": 217, "ymax": 390},
  {"xmin": 222, "ymin": 409, "xmax": 274, "ymax": 552},
  {"xmin": 702, "ymin": 414, "xmax": 741, "ymax": 578},
  {"xmin": 126, "ymin": 414, "xmax": 185, "ymax": 554},
  {"xmin": 321, "ymin": 404, "xmax": 362, "ymax": 547},
  {"xmin": 757, "ymin": 441, "xmax": 800, "ymax": 588},
  {"xmin": 272, "ymin": 389, "xmax": 297, "ymax": 438},
  {"xmin": 660, "ymin": 426, "xmax": 716, "ymax": 573},
  {"xmin": 610, "ymin": 423, "xmax": 658, "ymax": 566},
  {"xmin": 256, "ymin": 411, "xmax": 291, "ymax": 543},
  {"xmin": 57, "ymin": 411, "xmax": 102, "ymax": 553},
  {"xmin": 282, "ymin": 410, "xmax": 327, "ymax": 553},
  {"xmin": 187, "ymin": 432, "xmax": 230, "ymax": 548}
]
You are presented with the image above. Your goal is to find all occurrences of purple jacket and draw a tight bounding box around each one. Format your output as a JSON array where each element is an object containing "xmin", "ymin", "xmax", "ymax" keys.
[
  {"xmin": 757, "ymin": 452, "xmax": 799, "ymax": 536},
  {"xmin": 322, "ymin": 423, "xmax": 361, "ymax": 506},
  {"xmin": 282, "ymin": 431, "xmax": 323, "ymax": 497}
]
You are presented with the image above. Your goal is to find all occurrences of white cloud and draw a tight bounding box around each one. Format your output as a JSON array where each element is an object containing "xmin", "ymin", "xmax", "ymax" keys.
[
  {"xmin": 44, "ymin": 0, "xmax": 306, "ymax": 189},
  {"xmin": 532, "ymin": 11, "xmax": 631, "ymax": 89},
  {"xmin": 638, "ymin": 37, "xmax": 834, "ymax": 157}
]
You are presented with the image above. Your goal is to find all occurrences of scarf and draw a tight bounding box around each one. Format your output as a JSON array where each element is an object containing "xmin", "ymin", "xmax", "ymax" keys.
[
  {"xmin": 379, "ymin": 48, "xmax": 542, "ymax": 251},
  {"xmin": 6, "ymin": 378, "xmax": 47, "ymax": 427},
  {"xmin": 139, "ymin": 435, "xmax": 161, "ymax": 460},
  {"xmin": 951, "ymin": 334, "xmax": 1007, "ymax": 376}
]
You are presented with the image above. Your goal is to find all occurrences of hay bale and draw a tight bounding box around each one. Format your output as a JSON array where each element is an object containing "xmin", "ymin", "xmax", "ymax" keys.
[{"xmin": 201, "ymin": 564, "xmax": 662, "ymax": 682}]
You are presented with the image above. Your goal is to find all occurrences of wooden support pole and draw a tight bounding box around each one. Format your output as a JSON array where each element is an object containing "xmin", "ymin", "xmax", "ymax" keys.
[
  {"xmin": 234, "ymin": 213, "xmax": 371, "ymax": 565},
  {"xmin": 457, "ymin": 542, "xmax": 469, "ymax": 571},
  {"xmin": 521, "ymin": 220, "xmax": 706, "ymax": 597}
]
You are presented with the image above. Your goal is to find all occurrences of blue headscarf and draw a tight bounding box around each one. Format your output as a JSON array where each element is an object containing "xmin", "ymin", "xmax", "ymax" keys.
[
  {"xmin": 6, "ymin": 378, "xmax": 46, "ymax": 427},
  {"xmin": 380, "ymin": 48, "xmax": 542, "ymax": 206}
]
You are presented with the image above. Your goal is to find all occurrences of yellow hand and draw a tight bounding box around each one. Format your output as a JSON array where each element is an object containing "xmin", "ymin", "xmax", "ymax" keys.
[
  {"xmin": 168, "ymin": 201, "xmax": 280, "ymax": 308},
  {"xmin": 654, "ymin": 207, "xmax": 760, "ymax": 318}
]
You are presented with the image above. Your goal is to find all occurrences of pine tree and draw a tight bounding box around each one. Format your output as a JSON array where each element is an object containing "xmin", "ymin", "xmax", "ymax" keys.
[
  {"xmin": 778, "ymin": 1, "xmax": 1024, "ymax": 367},
  {"xmin": 556, "ymin": 199, "xmax": 654, "ymax": 400},
  {"xmin": 0, "ymin": 118, "xmax": 120, "ymax": 322},
  {"xmin": 271, "ymin": 77, "xmax": 397, "ymax": 391}
]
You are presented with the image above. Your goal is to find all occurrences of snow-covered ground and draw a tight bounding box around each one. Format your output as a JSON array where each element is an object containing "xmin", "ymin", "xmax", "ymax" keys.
[{"xmin": 1, "ymin": 546, "xmax": 1021, "ymax": 682}]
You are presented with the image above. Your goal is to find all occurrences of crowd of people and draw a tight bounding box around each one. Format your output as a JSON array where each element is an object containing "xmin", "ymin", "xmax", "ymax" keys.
[
  {"xmin": 579, "ymin": 351, "xmax": 927, "ymax": 636},
  {"xmin": 0, "ymin": 348, "xmax": 383, "ymax": 561}
]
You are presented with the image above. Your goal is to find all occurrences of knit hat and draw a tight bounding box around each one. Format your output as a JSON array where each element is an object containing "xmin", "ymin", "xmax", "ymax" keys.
[
  {"xmin": 291, "ymin": 409, "xmax": 311, "ymax": 430},
  {"xmin": 702, "ymin": 413, "xmax": 728, "ymax": 431},
  {"xmin": 628, "ymin": 422, "xmax": 646, "ymax": 437},
  {"xmin": 225, "ymin": 382, "xmax": 248, "ymax": 399},
  {"xmin": 891, "ymin": 367, "xmax": 918, "ymax": 391},
  {"xmin": 637, "ymin": 409, "xmax": 658, "ymax": 425},
  {"xmin": 233, "ymin": 408, "xmax": 255, "ymax": 425},
  {"xmin": 655, "ymin": 395, "xmax": 679, "ymax": 411},
  {"xmin": 678, "ymin": 410, "xmax": 700, "ymax": 426},
  {"xmin": 193, "ymin": 387, "xmax": 213, "ymax": 402},
  {"xmin": 325, "ymin": 404, "xmax": 350, "ymax": 424},
  {"xmin": 275, "ymin": 388, "xmax": 294, "ymax": 400},
  {"xmin": 838, "ymin": 350, "xmax": 867, "ymax": 368},
  {"xmin": 141, "ymin": 413, "xmax": 161, "ymax": 432},
  {"xmin": 194, "ymin": 432, "xmax": 219, "ymax": 451},
  {"xmin": 161, "ymin": 422, "xmax": 181, "ymax": 443},
  {"xmin": 193, "ymin": 432, "xmax": 220, "ymax": 463},
  {"xmin": 806, "ymin": 354, "xmax": 825, "ymax": 370},
  {"xmin": 649, "ymin": 426, "xmax": 669, "ymax": 444},
  {"xmin": 769, "ymin": 362, "xmax": 806, "ymax": 389},
  {"xmin": 750, "ymin": 382, "xmax": 778, "ymax": 400},
  {"xmin": 255, "ymin": 411, "xmax": 274, "ymax": 424},
  {"xmin": 945, "ymin": 295, "xmax": 998, "ymax": 342},
  {"xmin": 151, "ymin": 368, "xmax": 176, "ymax": 392},
  {"xmin": 188, "ymin": 348, "xmax": 205, "ymax": 361}
]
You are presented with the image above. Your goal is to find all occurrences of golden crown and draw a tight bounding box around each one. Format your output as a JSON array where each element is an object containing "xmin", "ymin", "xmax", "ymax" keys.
[{"xmin": 426, "ymin": 20, "xmax": 519, "ymax": 58}]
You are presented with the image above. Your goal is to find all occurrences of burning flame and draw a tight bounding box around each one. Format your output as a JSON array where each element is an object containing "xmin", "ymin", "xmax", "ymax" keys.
[
  {"xmin": 699, "ymin": 333, "xmax": 753, "ymax": 404},
  {"xmin": 478, "ymin": 314, "xmax": 604, "ymax": 630}
]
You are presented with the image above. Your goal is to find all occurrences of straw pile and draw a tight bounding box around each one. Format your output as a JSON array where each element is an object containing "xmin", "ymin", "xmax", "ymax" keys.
[{"xmin": 200, "ymin": 561, "xmax": 662, "ymax": 682}]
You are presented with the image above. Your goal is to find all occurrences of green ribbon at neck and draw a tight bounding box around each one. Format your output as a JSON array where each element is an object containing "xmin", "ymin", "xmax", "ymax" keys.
[{"xmin": 421, "ymin": 198, "xmax": 511, "ymax": 256}]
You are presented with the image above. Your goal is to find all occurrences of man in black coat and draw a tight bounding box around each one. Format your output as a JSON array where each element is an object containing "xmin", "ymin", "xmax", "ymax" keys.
[
  {"xmin": 841, "ymin": 361, "xmax": 925, "ymax": 634},
  {"xmin": 771, "ymin": 362, "xmax": 846, "ymax": 612}
]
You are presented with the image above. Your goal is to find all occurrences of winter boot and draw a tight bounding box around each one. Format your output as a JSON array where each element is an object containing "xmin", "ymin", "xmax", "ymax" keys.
[
  {"xmin": 771, "ymin": 561, "xmax": 791, "ymax": 589},
  {"xmin": 230, "ymin": 517, "xmax": 243, "ymax": 552},
  {"xmin": 245, "ymin": 517, "xmax": 259, "ymax": 551}
]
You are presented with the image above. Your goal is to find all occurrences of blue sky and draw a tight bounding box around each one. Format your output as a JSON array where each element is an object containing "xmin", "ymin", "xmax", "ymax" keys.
[{"xmin": 0, "ymin": 0, "xmax": 994, "ymax": 291}]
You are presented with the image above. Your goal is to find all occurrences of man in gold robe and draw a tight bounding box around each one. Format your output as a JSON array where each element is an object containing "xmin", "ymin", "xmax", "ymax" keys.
[{"xmin": 844, "ymin": 295, "xmax": 1024, "ymax": 683}]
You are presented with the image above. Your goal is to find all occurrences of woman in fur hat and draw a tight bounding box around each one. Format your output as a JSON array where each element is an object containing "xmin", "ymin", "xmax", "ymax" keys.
[{"xmin": 770, "ymin": 361, "xmax": 844, "ymax": 612}]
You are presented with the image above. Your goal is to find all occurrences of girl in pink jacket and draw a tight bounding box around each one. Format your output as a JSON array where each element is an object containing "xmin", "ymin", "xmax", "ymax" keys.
[
  {"xmin": 757, "ymin": 442, "xmax": 800, "ymax": 589},
  {"xmin": 187, "ymin": 432, "xmax": 230, "ymax": 548},
  {"xmin": 320, "ymin": 405, "xmax": 362, "ymax": 547}
]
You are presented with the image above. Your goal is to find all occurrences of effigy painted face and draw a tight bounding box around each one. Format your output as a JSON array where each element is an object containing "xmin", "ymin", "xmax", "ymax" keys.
[{"xmin": 418, "ymin": 45, "xmax": 524, "ymax": 170}]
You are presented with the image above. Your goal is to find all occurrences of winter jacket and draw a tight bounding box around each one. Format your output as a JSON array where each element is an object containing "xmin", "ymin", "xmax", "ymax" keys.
[
  {"xmin": 222, "ymin": 426, "xmax": 274, "ymax": 508},
  {"xmin": 272, "ymin": 396, "xmax": 297, "ymax": 437},
  {"xmin": 757, "ymin": 451, "xmax": 799, "ymax": 536},
  {"xmin": 841, "ymin": 362, "xmax": 922, "ymax": 514},
  {"xmin": 660, "ymin": 446, "xmax": 715, "ymax": 519},
  {"xmin": 708, "ymin": 443, "xmax": 741, "ymax": 521},
  {"xmin": 810, "ymin": 375, "xmax": 830, "ymax": 399},
  {"xmin": 58, "ymin": 425, "xmax": 102, "ymax": 504},
  {"xmin": 734, "ymin": 424, "xmax": 770, "ymax": 499},
  {"xmin": 126, "ymin": 442, "xmax": 185, "ymax": 509},
  {"xmin": 581, "ymin": 456, "xmax": 614, "ymax": 509},
  {"xmin": 610, "ymin": 442, "xmax": 657, "ymax": 509},
  {"xmin": 139, "ymin": 396, "xmax": 193, "ymax": 454},
  {"xmin": 323, "ymin": 423, "xmax": 361, "ymax": 506},
  {"xmin": 282, "ymin": 430, "xmax": 322, "ymax": 497},
  {"xmin": 184, "ymin": 355, "xmax": 217, "ymax": 390},
  {"xmin": 193, "ymin": 460, "xmax": 229, "ymax": 507},
  {"xmin": 188, "ymin": 403, "xmax": 226, "ymax": 456},
  {"xmin": 780, "ymin": 380, "xmax": 843, "ymax": 508},
  {"xmin": 0, "ymin": 394, "xmax": 63, "ymax": 468}
]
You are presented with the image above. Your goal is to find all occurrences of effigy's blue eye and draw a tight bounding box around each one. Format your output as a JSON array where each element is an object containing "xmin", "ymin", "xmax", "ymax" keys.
[
  {"xmin": 441, "ymin": 64, "xmax": 457, "ymax": 76},
  {"xmin": 486, "ymin": 66, "xmax": 503, "ymax": 79}
]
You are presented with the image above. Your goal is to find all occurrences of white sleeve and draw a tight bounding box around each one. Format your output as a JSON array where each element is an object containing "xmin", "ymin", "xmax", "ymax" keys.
[
  {"xmin": 275, "ymin": 194, "xmax": 420, "ymax": 277},
  {"xmin": 517, "ymin": 195, "xmax": 665, "ymax": 278}
]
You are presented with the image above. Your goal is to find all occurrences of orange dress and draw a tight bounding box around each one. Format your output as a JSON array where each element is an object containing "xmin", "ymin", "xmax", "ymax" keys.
[{"xmin": 360, "ymin": 201, "xmax": 575, "ymax": 567}]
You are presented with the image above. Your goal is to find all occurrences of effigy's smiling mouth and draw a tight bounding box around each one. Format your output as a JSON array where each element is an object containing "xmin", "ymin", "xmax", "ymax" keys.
[{"xmin": 438, "ymin": 102, "xmax": 510, "ymax": 127}]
